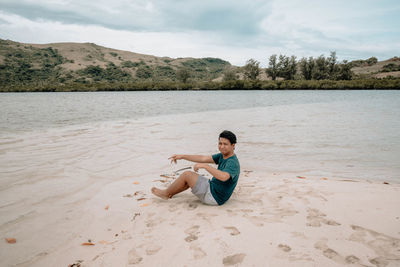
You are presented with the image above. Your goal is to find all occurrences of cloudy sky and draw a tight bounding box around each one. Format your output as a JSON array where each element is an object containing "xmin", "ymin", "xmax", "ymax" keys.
[{"xmin": 0, "ymin": 0, "xmax": 399, "ymax": 66}]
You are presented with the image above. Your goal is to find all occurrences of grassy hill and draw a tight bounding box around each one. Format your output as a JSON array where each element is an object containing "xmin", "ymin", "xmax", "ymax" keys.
[
  {"xmin": 1, "ymin": 38, "xmax": 399, "ymax": 91},
  {"xmin": 351, "ymin": 57, "xmax": 400, "ymax": 78},
  {"xmin": 0, "ymin": 39, "xmax": 232, "ymax": 87}
]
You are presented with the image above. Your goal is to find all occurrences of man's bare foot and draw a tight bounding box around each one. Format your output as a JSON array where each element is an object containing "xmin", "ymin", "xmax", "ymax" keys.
[{"xmin": 151, "ymin": 187, "xmax": 169, "ymax": 200}]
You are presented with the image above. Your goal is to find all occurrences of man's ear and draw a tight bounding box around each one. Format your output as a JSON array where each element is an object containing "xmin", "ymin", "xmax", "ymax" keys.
[{"xmin": 232, "ymin": 143, "xmax": 236, "ymax": 150}]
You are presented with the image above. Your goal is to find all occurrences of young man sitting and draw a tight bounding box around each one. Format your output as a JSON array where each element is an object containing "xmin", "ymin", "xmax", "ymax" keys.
[{"xmin": 151, "ymin": 130, "xmax": 240, "ymax": 205}]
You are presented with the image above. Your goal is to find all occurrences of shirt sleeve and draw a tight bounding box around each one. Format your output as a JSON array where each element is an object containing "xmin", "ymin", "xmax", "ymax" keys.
[
  {"xmin": 222, "ymin": 159, "xmax": 239, "ymax": 182},
  {"xmin": 212, "ymin": 153, "xmax": 221, "ymax": 164}
]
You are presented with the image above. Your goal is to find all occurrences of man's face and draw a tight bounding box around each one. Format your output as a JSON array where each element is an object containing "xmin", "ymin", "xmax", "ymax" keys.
[{"xmin": 218, "ymin": 137, "xmax": 235, "ymax": 156}]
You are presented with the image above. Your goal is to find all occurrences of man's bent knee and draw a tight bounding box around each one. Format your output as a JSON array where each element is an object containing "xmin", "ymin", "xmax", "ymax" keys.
[{"xmin": 182, "ymin": 171, "xmax": 199, "ymax": 188}]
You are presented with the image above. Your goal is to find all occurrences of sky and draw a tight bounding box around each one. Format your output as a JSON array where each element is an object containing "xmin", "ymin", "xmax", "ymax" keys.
[{"xmin": 0, "ymin": 0, "xmax": 399, "ymax": 66}]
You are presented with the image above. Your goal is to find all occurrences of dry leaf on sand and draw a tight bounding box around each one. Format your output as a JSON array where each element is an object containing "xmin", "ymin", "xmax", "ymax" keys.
[
  {"xmin": 297, "ymin": 176, "xmax": 306, "ymax": 179},
  {"xmin": 141, "ymin": 203, "xmax": 149, "ymax": 207},
  {"xmin": 5, "ymin": 238, "xmax": 16, "ymax": 244},
  {"xmin": 81, "ymin": 242, "xmax": 95, "ymax": 246},
  {"xmin": 133, "ymin": 181, "xmax": 140, "ymax": 185},
  {"xmin": 104, "ymin": 205, "xmax": 109, "ymax": 210},
  {"xmin": 137, "ymin": 198, "xmax": 146, "ymax": 201},
  {"xmin": 98, "ymin": 240, "xmax": 108, "ymax": 244}
]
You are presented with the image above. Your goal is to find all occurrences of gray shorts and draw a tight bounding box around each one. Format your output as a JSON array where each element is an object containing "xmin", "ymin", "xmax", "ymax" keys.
[{"xmin": 191, "ymin": 175, "xmax": 218, "ymax": 206}]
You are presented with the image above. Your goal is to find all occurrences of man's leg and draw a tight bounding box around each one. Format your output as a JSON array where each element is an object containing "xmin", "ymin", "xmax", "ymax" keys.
[{"xmin": 152, "ymin": 171, "xmax": 199, "ymax": 199}]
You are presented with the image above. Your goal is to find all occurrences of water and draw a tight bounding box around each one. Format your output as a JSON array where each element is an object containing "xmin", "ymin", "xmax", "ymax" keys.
[
  {"xmin": 0, "ymin": 90, "xmax": 399, "ymax": 183},
  {"xmin": 1, "ymin": 90, "xmax": 398, "ymax": 136}
]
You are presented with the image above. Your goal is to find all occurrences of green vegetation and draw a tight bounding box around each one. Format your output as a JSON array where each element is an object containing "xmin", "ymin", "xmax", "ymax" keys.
[
  {"xmin": 176, "ymin": 67, "xmax": 191, "ymax": 83},
  {"xmin": 382, "ymin": 63, "xmax": 400, "ymax": 72},
  {"xmin": 268, "ymin": 52, "xmax": 352, "ymax": 81},
  {"xmin": 2, "ymin": 78, "xmax": 399, "ymax": 92},
  {"xmin": 223, "ymin": 68, "xmax": 238, "ymax": 81},
  {"xmin": 243, "ymin": 59, "xmax": 260, "ymax": 80},
  {"xmin": 121, "ymin": 60, "xmax": 142, "ymax": 68},
  {"xmin": 0, "ymin": 39, "xmax": 399, "ymax": 91},
  {"xmin": 0, "ymin": 42, "xmax": 66, "ymax": 86},
  {"xmin": 153, "ymin": 66, "xmax": 176, "ymax": 81},
  {"xmin": 135, "ymin": 65, "xmax": 153, "ymax": 79},
  {"xmin": 181, "ymin": 57, "xmax": 230, "ymax": 80},
  {"xmin": 79, "ymin": 63, "xmax": 131, "ymax": 82},
  {"xmin": 351, "ymin": 57, "xmax": 378, "ymax": 67}
]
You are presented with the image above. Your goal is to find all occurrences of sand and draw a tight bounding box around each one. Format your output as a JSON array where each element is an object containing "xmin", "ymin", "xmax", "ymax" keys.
[{"xmin": 1, "ymin": 101, "xmax": 399, "ymax": 266}]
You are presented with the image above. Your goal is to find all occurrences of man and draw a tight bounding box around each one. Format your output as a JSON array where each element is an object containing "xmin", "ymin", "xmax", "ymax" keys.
[{"xmin": 151, "ymin": 130, "xmax": 240, "ymax": 206}]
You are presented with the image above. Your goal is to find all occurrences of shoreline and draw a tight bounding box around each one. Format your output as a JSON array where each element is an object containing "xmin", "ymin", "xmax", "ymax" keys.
[{"xmin": 2, "ymin": 78, "xmax": 400, "ymax": 92}]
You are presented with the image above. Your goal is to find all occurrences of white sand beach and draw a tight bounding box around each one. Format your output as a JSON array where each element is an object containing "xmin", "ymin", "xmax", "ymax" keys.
[{"xmin": 1, "ymin": 100, "xmax": 400, "ymax": 266}]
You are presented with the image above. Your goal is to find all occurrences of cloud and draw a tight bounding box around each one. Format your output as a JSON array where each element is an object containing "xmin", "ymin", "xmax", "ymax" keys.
[
  {"xmin": 0, "ymin": 0, "xmax": 268, "ymax": 35},
  {"xmin": 0, "ymin": 10, "xmax": 262, "ymax": 65},
  {"xmin": 0, "ymin": 0, "xmax": 399, "ymax": 65}
]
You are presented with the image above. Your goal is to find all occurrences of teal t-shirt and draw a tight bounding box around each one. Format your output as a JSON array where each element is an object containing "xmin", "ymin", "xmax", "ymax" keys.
[{"xmin": 209, "ymin": 153, "xmax": 240, "ymax": 205}]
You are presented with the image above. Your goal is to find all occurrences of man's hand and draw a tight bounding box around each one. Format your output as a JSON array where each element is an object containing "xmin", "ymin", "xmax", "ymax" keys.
[
  {"xmin": 193, "ymin": 163, "xmax": 206, "ymax": 172},
  {"xmin": 168, "ymin": 154, "xmax": 183, "ymax": 164},
  {"xmin": 194, "ymin": 163, "xmax": 230, "ymax": 181}
]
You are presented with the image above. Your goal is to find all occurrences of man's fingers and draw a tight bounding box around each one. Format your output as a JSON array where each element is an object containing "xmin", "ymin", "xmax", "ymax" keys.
[{"xmin": 168, "ymin": 155, "xmax": 177, "ymax": 164}]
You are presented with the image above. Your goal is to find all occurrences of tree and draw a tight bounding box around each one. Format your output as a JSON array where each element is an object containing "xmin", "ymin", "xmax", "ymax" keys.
[
  {"xmin": 176, "ymin": 67, "xmax": 191, "ymax": 83},
  {"xmin": 243, "ymin": 59, "xmax": 260, "ymax": 80},
  {"xmin": 338, "ymin": 60, "xmax": 353, "ymax": 80},
  {"xmin": 327, "ymin": 51, "xmax": 339, "ymax": 79},
  {"xmin": 366, "ymin": 57, "xmax": 378, "ymax": 66},
  {"xmin": 313, "ymin": 55, "xmax": 329, "ymax": 80},
  {"xmin": 275, "ymin": 55, "xmax": 297, "ymax": 80},
  {"xmin": 266, "ymin": 54, "xmax": 278, "ymax": 80},
  {"xmin": 288, "ymin": 55, "xmax": 297, "ymax": 80},
  {"xmin": 299, "ymin": 57, "xmax": 314, "ymax": 80},
  {"xmin": 277, "ymin": 55, "xmax": 288, "ymax": 79}
]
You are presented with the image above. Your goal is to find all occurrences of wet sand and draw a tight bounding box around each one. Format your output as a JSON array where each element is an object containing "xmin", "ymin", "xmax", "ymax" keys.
[{"xmin": 1, "ymin": 101, "xmax": 399, "ymax": 266}]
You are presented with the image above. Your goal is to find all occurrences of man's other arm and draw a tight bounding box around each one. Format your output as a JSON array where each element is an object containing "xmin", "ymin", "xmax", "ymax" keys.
[
  {"xmin": 194, "ymin": 163, "xmax": 230, "ymax": 181},
  {"xmin": 169, "ymin": 154, "xmax": 214, "ymax": 164}
]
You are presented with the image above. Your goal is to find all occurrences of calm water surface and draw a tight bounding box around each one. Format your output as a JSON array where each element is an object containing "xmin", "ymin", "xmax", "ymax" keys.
[{"xmin": 1, "ymin": 90, "xmax": 399, "ymax": 135}]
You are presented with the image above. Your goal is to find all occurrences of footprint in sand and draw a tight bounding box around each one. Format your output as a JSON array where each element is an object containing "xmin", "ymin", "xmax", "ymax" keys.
[
  {"xmin": 369, "ymin": 257, "xmax": 389, "ymax": 267},
  {"xmin": 128, "ymin": 248, "xmax": 143, "ymax": 265},
  {"xmin": 314, "ymin": 240, "xmax": 345, "ymax": 264},
  {"xmin": 306, "ymin": 208, "xmax": 340, "ymax": 227},
  {"xmin": 278, "ymin": 244, "xmax": 292, "ymax": 252},
  {"xmin": 190, "ymin": 243, "xmax": 207, "ymax": 259},
  {"xmin": 145, "ymin": 244, "xmax": 162, "ymax": 255},
  {"xmin": 345, "ymin": 255, "xmax": 361, "ymax": 264},
  {"xmin": 350, "ymin": 225, "xmax": 400, "ymax": 266},
  {"xmin": 223, "ymin": 253, "xmax": 246, "ymax": 266},
  {"xmin": 184, "ymin": 225, "xmax": 200, "ymax": 242},
  {"xmin": 314, "ymin": 239, "xmax": 360, "ymax": 265},
  {"xmin": 168, "ymin": 203, "xmax": 179, "ymax": 212},
  {"xmin": 224, "ymin": 226, "xmax": 240, "ymax": 236},
  {"xmin": 187, "ymin": 202, "xmax": 198, "ymax": 210},
  {"xmin": 276, "ymin": 244, "xmax": 313, "ymax": 262}
]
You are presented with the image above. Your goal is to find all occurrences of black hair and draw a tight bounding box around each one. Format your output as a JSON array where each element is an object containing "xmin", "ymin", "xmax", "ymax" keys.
[{"xmin": 219, "ymin": 130, "xmax": 237, "ymax": 144}]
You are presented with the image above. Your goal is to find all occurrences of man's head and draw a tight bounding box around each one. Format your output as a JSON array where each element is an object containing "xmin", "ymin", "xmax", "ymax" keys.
[{"xmin": 218, "ymin": 130, "xmax": 237, "ymax": 156}]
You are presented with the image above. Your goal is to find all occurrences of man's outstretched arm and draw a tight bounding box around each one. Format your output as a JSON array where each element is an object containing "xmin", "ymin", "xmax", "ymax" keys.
[{"xmin": 169, "ymin": 154, "xmax": 214, "ymax": 164}]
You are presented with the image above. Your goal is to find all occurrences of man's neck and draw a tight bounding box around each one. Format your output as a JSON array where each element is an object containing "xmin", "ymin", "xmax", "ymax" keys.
[{"xmin": 222, "ymin": 152, "xmax": 234, "ymax": 159}]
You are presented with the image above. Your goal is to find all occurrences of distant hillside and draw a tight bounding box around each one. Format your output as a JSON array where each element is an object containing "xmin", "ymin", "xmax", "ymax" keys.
[
  {"xmin": 0, "ymin": 39, "xmax": 232, "ymax": 87},
  {"xmin": 1, "ymin": 39, "xmax": 399, "ymax": 91},
  {"xmin": 350, "ymin": 57, "xmax": 400, "ymax": 78}
]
